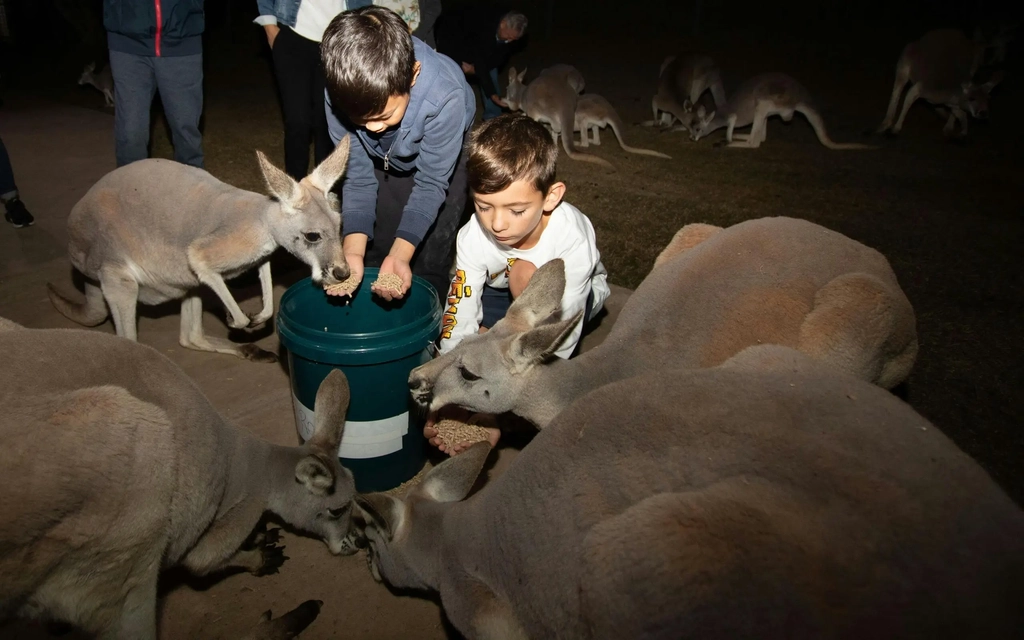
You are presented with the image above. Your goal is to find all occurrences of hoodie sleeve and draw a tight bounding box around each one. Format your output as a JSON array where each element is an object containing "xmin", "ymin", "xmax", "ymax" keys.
[
  {"xmin": 394, "ymin": 92, "xmax": 469, "ymax": 247},
  {"xmin": 326, "ymin": 92, "xmax": 381, "ymax": 240}
]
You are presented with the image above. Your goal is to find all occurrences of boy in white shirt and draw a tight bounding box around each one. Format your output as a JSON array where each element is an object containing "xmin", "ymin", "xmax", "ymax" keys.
[{"xmin": 425, "ymin": 112, "xmax": 610, "ymax": 454}]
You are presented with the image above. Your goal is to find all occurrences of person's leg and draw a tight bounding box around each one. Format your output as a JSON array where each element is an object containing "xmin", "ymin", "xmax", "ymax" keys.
[
  {"xmin": 480, "ymin": 284, "xmax": 513, "ymax": 329},
  {"xmin": 311, "ymin": 46, "xmax": 334, "ymax": 168},
  {"xmin": 481, "ymin": 68, "xmax": 503, "ymax": 121},
  {"xmin": 411, "ymin": 151, "xmax": 469, "ymax": 299},
  {"xmin": 366, "ymin": 165, "xmax": 415, "ymax": 269},
  {"xmin": 109, "ymin": 50, "xmax": 157, "ymax": 167},
  {"xmin": 0, "ymin": 137, "xmax": 33, "ymax": 227},
  {"xmin": 273, "ymin": 27, "xmax": 318, "ymax": 179},
  {"xmin": 154, "ymin": 53, "xmax": 204, "ymax": 169}
]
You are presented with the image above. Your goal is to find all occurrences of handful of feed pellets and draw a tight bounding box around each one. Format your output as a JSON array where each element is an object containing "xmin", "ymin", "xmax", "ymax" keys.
[
  {"xmin": 324, "ymin": 273, "xmax": 360, "ymax": 297},
  {"xmin": 433, "ymin": 418, "xmax": 491, "ymax": 450},
  {"xmin": 372, "ymin": 272, "xmax": 405, "ymax": 295}
]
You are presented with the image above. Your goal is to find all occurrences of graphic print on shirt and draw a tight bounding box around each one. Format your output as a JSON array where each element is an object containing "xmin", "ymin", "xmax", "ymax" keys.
[
  {"xmin": 441, "ymin": 269, "xmax": 473, "ymax": 340},
  {"xmin": 489, "ymin": 257, "xmax": 518, "ymax": 283}
]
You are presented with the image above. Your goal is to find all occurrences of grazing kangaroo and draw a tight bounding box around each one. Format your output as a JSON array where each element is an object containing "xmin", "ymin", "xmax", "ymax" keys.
[
  {"xmin": 690, "ymin": 73, "xmax": 874, "ymax": 149},
  {"xmin": 360, "ymin": 346, "xmax": 1024, "ymax": 639},
  {"xmin": 645, "ymin": 53, "xmax": 726, "ymax": 128},
  {"xmin": 504, "ymin": 65, "xmax": 614, "ymax": 169},
  {"xmin": 47, "ymin": 137, "xmax": 353, "ymax": 362},
  {"xmin": 409, "ymin": 217, "xmax": 917, "ymax": 429},
  {"xmin": 0, "ymin": 319, "xmax": 357, "ymax": 639},
  {"xmin": 875, "ymin": 29, "xmax": 1004, "ymax": 138},
  {"xmin": 78, "ymin": 61, "xmax": 114, "ymax": 107},
  {"xmin": 574, "ymin": 94, "xmax": 672, "ymax": 159}
]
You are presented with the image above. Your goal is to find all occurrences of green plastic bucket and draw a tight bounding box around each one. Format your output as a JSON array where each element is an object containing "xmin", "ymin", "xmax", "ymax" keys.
[{"xmin": 277, "ymin": 268, "xmax": 441, "ymax": 492}]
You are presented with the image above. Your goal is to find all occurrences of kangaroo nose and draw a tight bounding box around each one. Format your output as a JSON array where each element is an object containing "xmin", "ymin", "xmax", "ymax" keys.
[
  {"xmin": 332, "ymin": 265, "xmax": 350, "ymax": 280},
  {"xmin": 408, "ymin": 377, "xmax": 422, "ymax": 391}
]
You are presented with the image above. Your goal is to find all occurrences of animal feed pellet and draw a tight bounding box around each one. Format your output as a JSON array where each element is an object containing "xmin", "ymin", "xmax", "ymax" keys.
[
  {"xmin": 434, "ymin": 418, "xmax": 491, "ymax": 450},
  {"xmin": 372, "ymin": 272, "xmax": 405, "ymax": 294},
  {"xmin": 325, "ymin": 273, "xmax": 360, "ymax": 296}
]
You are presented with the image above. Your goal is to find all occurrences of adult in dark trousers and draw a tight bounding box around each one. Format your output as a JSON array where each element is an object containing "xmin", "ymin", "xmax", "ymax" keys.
[
  {"xmin": 411, "ymin": 0, "xmax": 441, "ymax": 49},
  {"xmin": 434, "ymin": 6, "xmax": 527, "ymax": 121},
  {"xmin": 0, "ymin": 137, "xmax": 33, "ymax": 228},
  {"xmin": 104, "ymin": 0, "xmax": 205, "ymax": 169},
  {"xmin": 255, "ymin": 0, "xmax": 348, "ymax": 181}
]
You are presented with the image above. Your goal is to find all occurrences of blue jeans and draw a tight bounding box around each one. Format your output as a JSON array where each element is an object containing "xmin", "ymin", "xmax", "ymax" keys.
[
  {"xmin": 110, "ymin": 50, "xmax": 204, "ymax": 168},
  {"xmin": 481, "ymin": 68, "xmax": 503, "ymax": 121}
]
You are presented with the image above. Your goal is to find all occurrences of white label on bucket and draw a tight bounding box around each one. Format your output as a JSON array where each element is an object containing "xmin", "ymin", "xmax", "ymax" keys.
[{"xmin": 293, "ymin": 394, "xmax": 409, "ymax": 459}]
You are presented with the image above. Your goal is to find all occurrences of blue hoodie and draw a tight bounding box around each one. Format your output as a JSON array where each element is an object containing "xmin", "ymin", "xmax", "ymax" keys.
[{"xmin": 326, "ymin": 37, "xmax": 476, "ymax": 248}]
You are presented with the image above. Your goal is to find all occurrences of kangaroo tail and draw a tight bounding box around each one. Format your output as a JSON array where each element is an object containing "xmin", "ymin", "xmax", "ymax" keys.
[
  {"xmin": 801, "ymin": 105, "xmax": 876, "ymax": 150},
  {"xmin": 47, "ymin": 279, "xmax": 109, "ymax": 326},
  {"xmin": 610, "ymin": 113, "xmax": 675, "ymax": 157},
  {"xmin": 559, "ymin": 104, "xmax": 614, "ymax": 168}
]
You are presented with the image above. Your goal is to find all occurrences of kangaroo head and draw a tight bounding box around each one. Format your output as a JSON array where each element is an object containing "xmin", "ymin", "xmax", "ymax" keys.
[
  {"xmin": 505, "ymin": 66, "xmax": 529, "ymax": 112},
  {"xmin": 408, "ymin": 259, "xmax": 583, "ymax": 417},
  {"xmin": 354, "ymin": 442, "xmax": 492, "ymax": 590},
  {"xmin": 960, "ymin": 71, "xmax": 1002, "ymax": 119},
  {"xmin": 690, "ymin": 106, "xmax": 716, "ymax": 141},
  {"xmin": 258, "ymin": 136, "xmax": 352, "ymax": 288},
  {"xmin": 78, "ymin": 62, "xmax": 96, "ymax": 85},
  {"xmin": 275, "ymin": 369, "xmax": 358, "ymax": 554}
]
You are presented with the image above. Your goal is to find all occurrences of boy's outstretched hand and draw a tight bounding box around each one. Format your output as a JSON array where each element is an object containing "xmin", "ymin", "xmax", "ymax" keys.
[{"xmin": 373, "ymin": 255, "xmax": 412, "ymax": 300}]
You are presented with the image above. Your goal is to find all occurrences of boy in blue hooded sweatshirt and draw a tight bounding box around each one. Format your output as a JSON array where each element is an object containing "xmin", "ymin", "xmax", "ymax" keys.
[{"xmin": 321, "ymin": 5, "xmax": 476, "ymax": 301}]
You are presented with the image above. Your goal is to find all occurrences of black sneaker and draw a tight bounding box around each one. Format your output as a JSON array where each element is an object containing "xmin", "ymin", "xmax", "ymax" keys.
[{"xmin": 4, "ymin": 197, "xmax": 34, "ymax": 228}]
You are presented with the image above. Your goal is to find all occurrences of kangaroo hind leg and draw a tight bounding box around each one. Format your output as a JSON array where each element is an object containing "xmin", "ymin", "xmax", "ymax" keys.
[{"xmin": 179, "ymin": 294, "xmax": 278, "ymax": 363}]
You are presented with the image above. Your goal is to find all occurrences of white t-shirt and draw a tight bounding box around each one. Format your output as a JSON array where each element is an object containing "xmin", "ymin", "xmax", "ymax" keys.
[
  {"xmin": 293, "ymin": 0, "xmax": 347, "ymax": 42},
  {"xmin": 439, "ymin": 201, "xmax": 611, "ymax": 360}
]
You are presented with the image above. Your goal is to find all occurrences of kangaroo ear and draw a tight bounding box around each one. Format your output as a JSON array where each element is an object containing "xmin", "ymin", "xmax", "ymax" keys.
[
  {"xmin": 508, "ymin": 66, "xmax": 518, "ymax": 81},
  {"xmin": 984, "ymin": 71, "xmax": 1004, "ymax": 91},
  {"xmin": 418, "ymin": 441, "xmax": 492, "ymax": 503},
  {"xmin": 296, "ymin": 455, "xmax": 336, "ymax": 496},
  {"xmin": 309, "ymin": 135, "xmax": 351, "ymax": 194},
  {"xmin": 500, "ymin": 259, "xmax": 566, "ymax": 333},
  {"xmin": 355, "ymin": 493, "xmax": 404, "ymax": 541},
  {"xmin": 257, "ymin": 150, "xmax": 302, "ymax": 208},
  {"xmin": 308, "ymin": 369, "xmax": 349, "ymax": 454},
  {"xmin": 506, "ymin": 309, "xmax": 584, "ymax": 373},
  {"xmin": 682, "ymin": 98, "xmax": 693, "ymax": 111},
  {"xmin": 518, "ymin": 67, "xmax": 528, "ymax": 82}
]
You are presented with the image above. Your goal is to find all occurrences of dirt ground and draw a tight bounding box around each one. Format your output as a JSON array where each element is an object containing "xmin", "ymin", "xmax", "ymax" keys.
[{"xmin": 1, "ymin": 1, "xmax": 1022, "ymax": 638}]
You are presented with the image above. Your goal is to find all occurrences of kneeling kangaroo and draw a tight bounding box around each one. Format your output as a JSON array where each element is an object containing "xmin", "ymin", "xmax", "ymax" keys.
[
  {"xmin": 0, "ymin": 318, "xmax": 357, "ymax": 639},
  {"xmin": 358, "ymin": 346, "xmax": 1024, "ymax": 639},
  {"xmin": 48, "ymin": 138, "xmax": 353, "ymax": 362}
]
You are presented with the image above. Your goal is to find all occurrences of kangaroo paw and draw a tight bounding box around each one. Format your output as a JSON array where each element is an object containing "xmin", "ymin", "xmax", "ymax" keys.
[
  {"xmin": 254, "ymin": 541, "xmax": 288, "ymax": 576},
  {"xmin": 239, "ymin": 343, "xmax": 279, "ymax": 363}
]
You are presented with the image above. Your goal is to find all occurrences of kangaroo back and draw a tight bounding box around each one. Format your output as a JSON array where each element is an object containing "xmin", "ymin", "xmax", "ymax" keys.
[
  {"xmin": 522, "ymin": 67, "xmax": 613, "ymax": 168},
  {"xmin": 363, "ymin": 350, "xmax": 1024, "ymax": 638}
]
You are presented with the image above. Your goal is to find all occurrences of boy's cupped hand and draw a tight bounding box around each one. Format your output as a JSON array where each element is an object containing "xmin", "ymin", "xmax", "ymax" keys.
[{"xmin": 373, "ymin": 256, "xmax": 412, "ymax": 301}]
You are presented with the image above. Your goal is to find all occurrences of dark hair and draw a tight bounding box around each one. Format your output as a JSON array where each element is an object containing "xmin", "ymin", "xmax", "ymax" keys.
[
  {"xmin": 320, "ymin": 6, "xmax": 416, "ymax": 121},
  {"xmin": 467, "ymin": 113, "xmax": 558, "ymax": 195}
]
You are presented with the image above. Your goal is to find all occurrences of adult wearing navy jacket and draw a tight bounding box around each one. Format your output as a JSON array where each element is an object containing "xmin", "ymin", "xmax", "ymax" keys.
[{"xmin": 104, "ymin": 0, "xmax": 205, "ymax": 168}]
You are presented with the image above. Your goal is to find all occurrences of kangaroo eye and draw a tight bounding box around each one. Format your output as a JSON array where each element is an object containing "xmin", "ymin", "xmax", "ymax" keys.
[
  {"xmin": 304, "ymin": 232, "xmax": 323, "ymax": 243},
  {"xmin": 328, "ymin": 505, "xmax": 349, "ymax": 519},
  {"xmin": 459, "ymin": 365, "xmax": 481, "ymax": 382}
]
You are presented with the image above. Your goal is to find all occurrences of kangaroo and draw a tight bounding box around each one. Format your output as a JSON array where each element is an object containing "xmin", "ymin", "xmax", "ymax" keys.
[
  {"xmin": 690, "ymin": 73, "xmax": 874, "ymax": 149},
  {"xmin": 408, "ymin": 217, "xmax": 917, "ymax": 429},
  {"xmin": 78, "ymin": 61, "xmax": 114, "ymax": 107},
  {"xmin": 0, "ymin": 319, "xmax": 357, "ymax": 639},
  {"xmin": 47, "ymin": 137, "xmax": 353, "ymax": 362},
  {"xmin": 574, "ymin": 94, "xmax": 672, "ymax": 159},
  {"xmin": 504, "ymin": 65, "xmax": 614, "ymax": 169},
  {"xmin": 645, "ymin": 53, "xmax": 726, "ymax": 128},
  {"xmin": 359, "ymin": 346, "xmax": 1024, "ymax": 639},
  {"xmin": 875, "ymin": 29, "xmax": 1004, "ymax": 138}
]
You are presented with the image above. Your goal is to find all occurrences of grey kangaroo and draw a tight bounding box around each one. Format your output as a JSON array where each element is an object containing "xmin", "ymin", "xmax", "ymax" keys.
[
  {"xmin": 875, "ymin": 29, "xmax": 1003, "ymax": 138},
  {"xmin": 645, "ymin": 53, "xmax": 726, "ymax": 129},
  {"xmin": 408, "ymin": 217, "xmax": 917, "ymax": 430},
  {"xmin": 574, "ymin": 93, "xmax": 672, "ymax": 159},
  {"xmin": 690, "ymin": 73, "xmax": 874, "ymax": 149},
  {"xmin": 0, "ymin": 318, "xmax": 357, "ymax": 639},
  {"xmin": 78, "ymin": 61, "xmax": 114, "ymax": 107},
  {"xmin": 47, "ymin": 137, "xmax": 353, "ymax": 362},
  {"xmin": 359, "ymin": 346, "xmax": 1024, "ymax": 639},
  {"xmin": 504, "ymin": 65, "xmax": 614, "ymax": 168}
]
